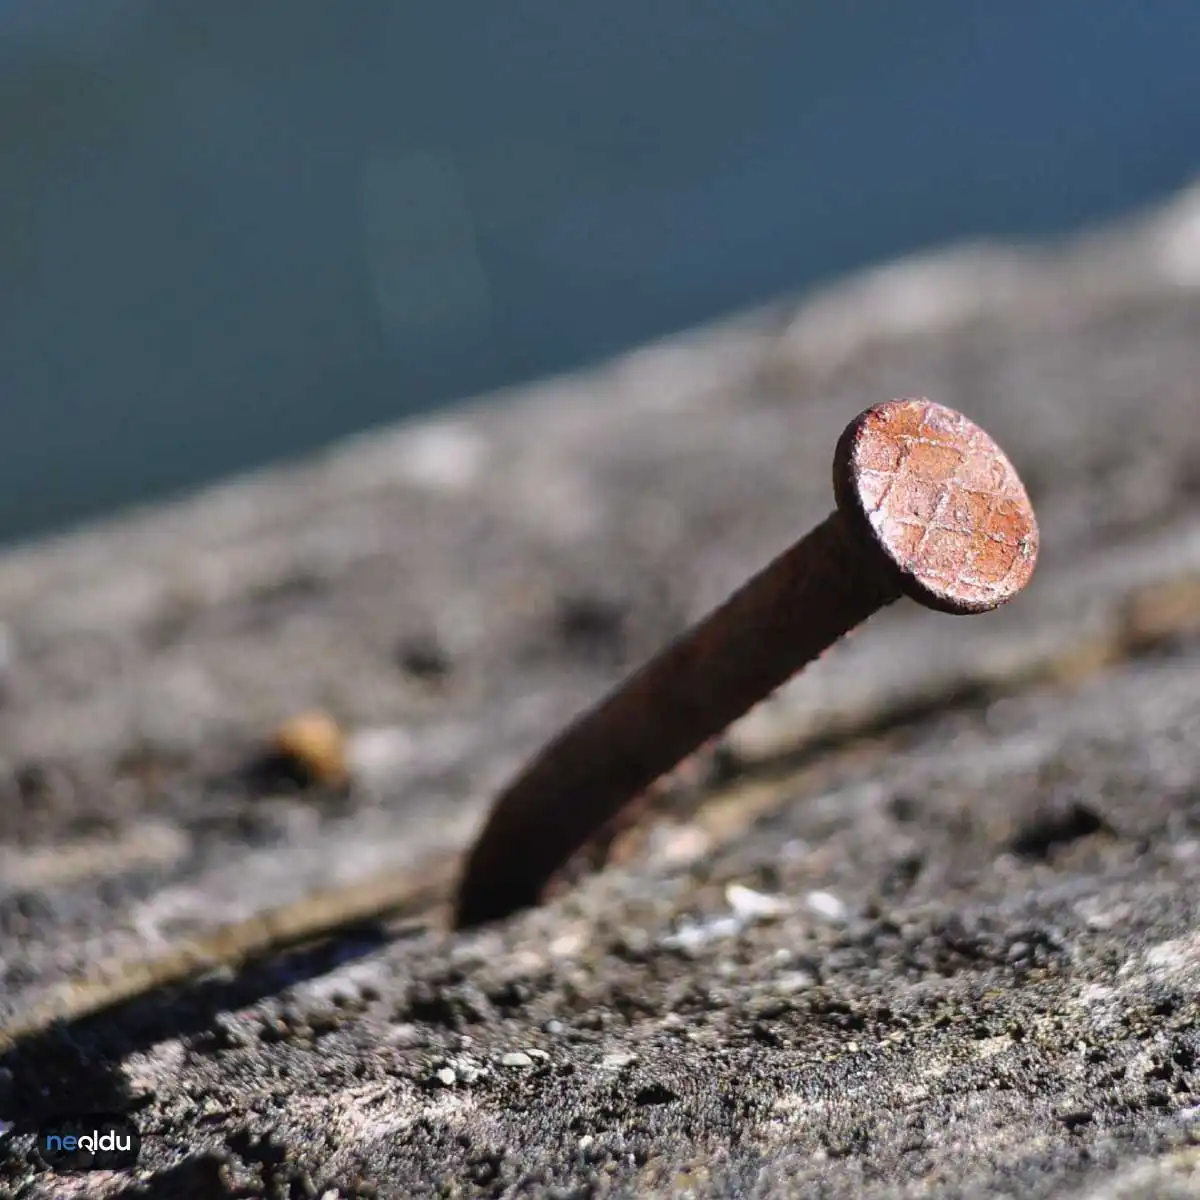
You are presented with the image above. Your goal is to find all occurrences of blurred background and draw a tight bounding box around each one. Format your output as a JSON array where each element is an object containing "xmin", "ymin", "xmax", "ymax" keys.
[{"xmin": 2, "ymin": 1, "xmax": 1198, "ymax": 547}]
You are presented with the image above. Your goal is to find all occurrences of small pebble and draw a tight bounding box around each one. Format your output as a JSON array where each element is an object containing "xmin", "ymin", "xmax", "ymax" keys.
[
  {"xmin": 726, "ymin": 883, "xmax": 790, "ymax": 920},
  {"xmin": 433, "ymin": 1067, "xmax": 456, "ymax": 1087},
  {"xmin": 661, "ymin": 915, "xmax": 741, "ymax": 953},
  {"xmin": 805, "ymin": 890, "xmax": 848, "ymax": 922},
  {"xmin": 500, "ymin": 1051, "xmax": 534, "ymax": 1068},
  {"xmin": 267, "ymin": 711, "xmax": 348, "ymax": 786}
]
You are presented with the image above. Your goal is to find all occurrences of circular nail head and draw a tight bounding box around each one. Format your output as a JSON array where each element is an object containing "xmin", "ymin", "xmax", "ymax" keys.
[{"xmin": 833, "ymin": 397, "xmax": 1039, "ymax": 614}]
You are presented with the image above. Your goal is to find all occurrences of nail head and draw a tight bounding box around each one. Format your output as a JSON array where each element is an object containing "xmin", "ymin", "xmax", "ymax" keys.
[{"xmin": 833, "ymin": 398, "xmax": 1038, "ymax": 614}]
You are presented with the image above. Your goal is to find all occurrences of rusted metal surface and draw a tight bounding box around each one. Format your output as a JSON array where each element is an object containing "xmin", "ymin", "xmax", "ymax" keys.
[
  {"xmin": 834, "ymin": 398, "xmax": 1039, "ymax": 614},
  {"xmin": 454, "ymin": 398, "xmax": 1039, "ymax": 927}
]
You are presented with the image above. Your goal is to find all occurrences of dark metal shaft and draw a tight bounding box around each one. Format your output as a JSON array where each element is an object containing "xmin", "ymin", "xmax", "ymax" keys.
[{"xmin": 454, "ymin": 512, "xmax": 899, "ymax": 927}]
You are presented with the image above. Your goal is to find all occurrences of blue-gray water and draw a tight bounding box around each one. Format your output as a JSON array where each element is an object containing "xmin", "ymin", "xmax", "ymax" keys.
[{"xmin": 2, "ymin": 2, "xmax": 1198, "ymax": 545}]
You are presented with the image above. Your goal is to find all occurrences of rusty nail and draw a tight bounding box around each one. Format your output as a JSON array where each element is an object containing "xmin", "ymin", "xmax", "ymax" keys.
[{"xmin": 454, "ymin": 397, "xmax": 1039, "ymax": 928}]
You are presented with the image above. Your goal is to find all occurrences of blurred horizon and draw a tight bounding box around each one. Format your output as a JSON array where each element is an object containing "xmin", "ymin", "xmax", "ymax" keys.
[{"xmin": 2, "ymin": 1, "xmax": 1199, "ymax": 547}]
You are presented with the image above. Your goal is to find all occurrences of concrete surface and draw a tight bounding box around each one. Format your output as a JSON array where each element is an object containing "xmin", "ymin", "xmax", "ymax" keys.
[{"xmin": 1, "ymin": 185, "xmax": 1200, "ymax": 1196}]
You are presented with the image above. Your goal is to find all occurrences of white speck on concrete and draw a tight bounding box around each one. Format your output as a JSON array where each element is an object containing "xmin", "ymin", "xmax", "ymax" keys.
[
  {"xmin": 453, "ymin": 1060, "xmax": 483, "ymax": 1084},
  {"xmin": 549, "ymin": 930, "xmax": 587, "ymax": 958},
  {"xmin": 1075, "ymin": 898, "xmax": 1132, "ymax": 931},
  {"xmin": 600, "ymin": 1052, "xmax": 637, "ymax": 1070},
  {"xmin": 774, "ymin": 969, "xmax": 819, "ymax": 994},
  {"xmin": 805, "ymin": 890, "xmax": 848, "ymax": 922},
  {"xmin": 661, "ymin": 915, "xmax": 742, "ymax": 953},
  {"xmin": 1139, "ymin": 934, "xmax": 1200, "ymax": 977},
  {"xmin": 661, "ymin": 884, "xmax": 795, "ymax": 954},
  {"xmin": 726, "ymin": 883, "xmax": 790, "ymax": 920},
  {"xmin": 346, "ymin": 725, "xmax": 416, "ymax": 786}
]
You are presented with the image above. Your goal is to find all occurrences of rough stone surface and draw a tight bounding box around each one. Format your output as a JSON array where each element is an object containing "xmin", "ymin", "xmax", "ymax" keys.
[{"xmin": 2, "ymin": 185, "xmax": 1200, "ymax": 1196}]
